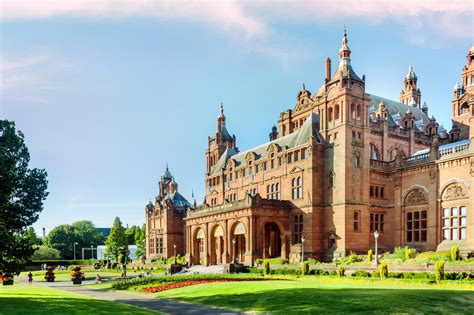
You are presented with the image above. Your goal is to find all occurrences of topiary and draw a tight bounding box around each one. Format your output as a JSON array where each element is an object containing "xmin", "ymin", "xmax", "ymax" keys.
[
  {"xmin": 450, "ymin": 245, "xmax": 460, "ymax": 261},
  {"xmin": 301, "ymin": 262, "xmax": 309, "ymax": 276},
  {"xmin": 263, "ymin": 260, "xmax": 270, "ymax": 276},
  {"xmin": 352, "ymin": 270, "xmax": 371, "ymax": 278},
  {"xmin": 367, "ymin": 249, "xmax": 373, "ymax": 263},
  {"xmin": 435, "ymin": 261, "xmax": 445, "ymax": 284},
  {"xmin": 379, "ymin": 263, "xmax": 388, "ymax": 279},
  {"xmin": 337, "ymin": 265, "xmax": 345, "ymax": 277}
]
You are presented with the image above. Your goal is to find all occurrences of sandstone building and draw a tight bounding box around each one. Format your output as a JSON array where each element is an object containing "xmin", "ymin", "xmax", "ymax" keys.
[{"xmin": 146, "ymin": 31, "xmax": 474, "ymax": 265}]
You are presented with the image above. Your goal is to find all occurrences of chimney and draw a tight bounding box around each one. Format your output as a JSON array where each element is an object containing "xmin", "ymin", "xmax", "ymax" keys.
[{"xmin": 325, "ymin": 57, "xmax": 331, "ymax": 82}]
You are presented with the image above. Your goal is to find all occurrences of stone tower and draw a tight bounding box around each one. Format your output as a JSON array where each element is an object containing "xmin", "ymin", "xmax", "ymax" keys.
[{"xmin": 399, "ymin": 66, "xmax": 422, "ymax": 108}]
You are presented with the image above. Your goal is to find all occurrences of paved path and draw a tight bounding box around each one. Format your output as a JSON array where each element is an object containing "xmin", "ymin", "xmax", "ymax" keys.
[{"xmin": 56, "ymin": 285, "xmax": 242, "ymax": 315}]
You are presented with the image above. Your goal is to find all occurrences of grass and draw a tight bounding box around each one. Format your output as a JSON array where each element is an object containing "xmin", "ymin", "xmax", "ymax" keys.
[
  {"xmin": 0, "ymin": 285, "xmax": 158, "ymax": 314},
  {"xmin": 154, "ymin": 276, "xmax": 474, "ymax": 314}
]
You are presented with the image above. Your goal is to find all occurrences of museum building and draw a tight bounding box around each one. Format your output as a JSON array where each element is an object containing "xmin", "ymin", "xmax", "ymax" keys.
[{"xmin": 146, "ymin": 31, "xmax": 474, "ymax": 265}]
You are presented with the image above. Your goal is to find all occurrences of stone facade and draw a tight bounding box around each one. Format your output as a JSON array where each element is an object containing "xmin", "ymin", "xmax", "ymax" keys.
[{"xmin": 146, "ymin": 32, "xmax": 474, "ymax": 264}]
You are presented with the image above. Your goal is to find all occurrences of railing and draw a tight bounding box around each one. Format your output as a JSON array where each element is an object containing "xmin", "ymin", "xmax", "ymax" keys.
[
  {"xmin": 439, "ymin": 142, "xmax": 470, "ymax": 157},
  {"xmin": 369, "ymin": 159, "xmax": 395, "ymax": 170},
  {"xmin": 403, "ymin": 152, "xmax": 430, "ymax": 165}
]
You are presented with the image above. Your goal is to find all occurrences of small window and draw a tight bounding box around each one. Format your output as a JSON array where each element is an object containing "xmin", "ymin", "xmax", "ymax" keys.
[{"xmin": 354, "ymin": 211, "xmax": 361, "ymax": 232}]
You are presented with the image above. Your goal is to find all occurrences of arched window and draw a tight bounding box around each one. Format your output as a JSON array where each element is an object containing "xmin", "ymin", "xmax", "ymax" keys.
[
  {"xmin": 370, "ymin": 143, "xmax": 380, "ymax": 160},
  {"xmin": 354, "ymin": 152, "xmax": 361, "ymax": 168},
  {"xmin": 328, "ymin": 107, "xmax": 333, "ymax": 122},
  {"xmin": 351, "ymin": 104, "xmax": 356, "ymax": 120},
  {"xmin": 356, "ymin": 105, "xmax": 361, "ymax": 119},
  {"xmin": 270, "ymin": 153, "xmax": 275, "ymax": 169},
  {"xmin": 335, "ymin": 104, "xmax": 340, "ymax": 120}
]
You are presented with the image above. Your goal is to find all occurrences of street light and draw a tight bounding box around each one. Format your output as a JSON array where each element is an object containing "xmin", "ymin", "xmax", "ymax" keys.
[
  {"xmin": 232, "ymin": 238, "xmax": 237, "ymax": 263},
  {"xmin": 173, "ymin": 244, "xmax": 177, "ymax": 264},
  {"xmin": 73, "ymin": 242, "xmax": 78, "ymax": 260},
  {"xmin": 373, "ymin": 230, "xmax": 379, "ymax": 266},
  {"xmin": 301, "ymin": 234, "xmax": 305, "ymax": 263},
  {"xmin": 91, "ymin": 245, "xmax": 95, "ymax": 260}
]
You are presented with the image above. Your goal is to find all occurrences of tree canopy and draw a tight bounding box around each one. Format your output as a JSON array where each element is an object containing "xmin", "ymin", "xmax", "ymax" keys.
[
  {"xmin": 0, "ymin": 120, "xmax": 48, "ymax": 274},
  {"xmin": 105, "ymin": 217, "xmax": 128, "ymax": 260}
]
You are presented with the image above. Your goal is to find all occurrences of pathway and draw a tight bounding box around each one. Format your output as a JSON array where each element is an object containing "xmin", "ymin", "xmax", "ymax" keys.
[{"xmin": 55, "ymin": 284, "xmax": 242, "ymax": 315}]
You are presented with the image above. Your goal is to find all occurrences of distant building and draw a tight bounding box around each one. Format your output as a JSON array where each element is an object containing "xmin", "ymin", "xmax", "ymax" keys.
[
  {"xmin": 146, "ymin": 31, "xmax": 474, "ymax": 264},
  {"xmin": 96, "ymin": 227, "xmax": 111, "ymax": 239},
  {"xmin": 96, "ymin": 245, "xmax": 138, "ymax": 261}
]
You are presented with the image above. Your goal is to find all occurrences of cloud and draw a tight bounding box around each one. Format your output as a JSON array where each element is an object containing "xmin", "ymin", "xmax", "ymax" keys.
[{"xmin": 0, "ymin": 0, "xmax": 266, "ymax": 38}]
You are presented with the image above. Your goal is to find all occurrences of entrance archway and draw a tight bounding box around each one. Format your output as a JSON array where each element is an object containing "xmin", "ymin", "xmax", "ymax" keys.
[
  {"xmin": 210, "ymin": 225, "xmax": 224, "ymax": 265},
  {"xmin": 193, "ymin": 228, "xmax": 205, "ymax": 265},
  {"xmin": 231, "ymin": 222, "xmax": 246, "ymax": 263},
  {"xmin": 263, "ymin": 222, "xmax": 282, "ymax": 258}
]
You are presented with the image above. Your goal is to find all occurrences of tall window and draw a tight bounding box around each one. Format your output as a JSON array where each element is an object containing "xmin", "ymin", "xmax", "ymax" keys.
[
  {"xmin": 267, "ymin": 183, "xmax": 280, "ymax": 200},
  {"xmin": 270, "ymin": 154, "xmax": 275, "ymax": 169},
  {"xmin": 293, "ymin": 214, "xmax": 303, "ymax": 244},
  {"xmin": 156, "ymin": 237, "xmax": 163, "ymax": 254},
  {"xmin": 406, "ymin": 210, "xmax": 427, "ymax": 242},
  {"xmin": 199, "ymin": 239, "xmax": 205, "ymax": 255},
  {"xmin": 354, "ymin": 211, "xmax": 361, "ymax": 232},
  {"xmin": 443, "ymin": 206, "xmax": 467, "ymax": 240},
  {"xmin": 292, "ymin": 177, "xmax": 302, "ymax": 199},
  {"xmin": 370, "ymin": 213, "xmax": 384, "ymax": 233}
]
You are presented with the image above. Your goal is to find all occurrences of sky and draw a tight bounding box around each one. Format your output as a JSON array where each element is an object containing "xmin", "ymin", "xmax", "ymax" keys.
[{"xmin": 1, "ymin": 0, "xmax": 473, "ymax": 236}]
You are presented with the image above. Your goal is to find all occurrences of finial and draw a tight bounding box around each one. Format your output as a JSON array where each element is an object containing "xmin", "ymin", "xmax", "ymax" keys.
[
  {"xmin": 342, "ymin": 25, "xmax": 348, "ymax": 46},
  {"xmin": 302, "ymin": 83, "xmax": 306, "ymax": 90}
]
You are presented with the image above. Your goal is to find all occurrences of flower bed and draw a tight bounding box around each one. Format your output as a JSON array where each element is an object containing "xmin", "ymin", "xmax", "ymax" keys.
[{"xmin": 142, "ymin": 278, "xmax": 282, "ymax": 293}]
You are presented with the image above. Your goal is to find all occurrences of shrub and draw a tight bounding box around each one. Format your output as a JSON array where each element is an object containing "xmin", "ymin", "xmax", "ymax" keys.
[
  {"xmin": 379, "ymin": 263, "xmax": 388, "ymax": 279},
  {"xmin": 248, "ymin": 267, "xmax": 261, "ymax": 274},
  {"xmin": 263, "ymin": 260, "xmax": 270, "ymax": 276},
  {"xmin": 388, "ymin": 272, "xmax": 404, "ymax": 279},
  {"xmin": 352, "ymin": 270, "xmax": 371, "ymax": 278},
  {"xmin": 367, "ymin": 249, "xmax": 373, "ymax": 263},
  {"xmin": 341, "ymin": 252, "xmax": 364, "ymax": 265},
  {"xmin": 415, "ymin": 251, "xmax": 451, "ymax": 263},
  {"xmin": 451, "ymin": 246, "xmax": 460, "ymax": 261},
  {"xmin": 435, "ymin": 261, "xmax": 445, "ymax": 284},
  {"xmin": 166, "ymin": 255, "xmax": 186, "ymax": 265},
  {"xmin": 307, "ymin": 258, "xmax": 319, "ymax": 265},
  {"xmin": 405, "ymin": 247, "xmax": 417, "ymax": 260},
  {"xmin": 337, "ymin": 265, "xmax": 345, "ymax": 277},
  {"xmin": 255, "ymin": 259, "xmax": 263, "ymax": 266},
  {"xmin": 301, "ymin": 262, "xmax": 309, "ymax": 275},
  {"xmin": 264, "ymin": 258, "xmax": 289, "ymax": 265},
  {"xmin": 393, "ymin": 246, "xmax": 416, "ymax": 261},
  {"xmin": 31, "ymin": 246, "xmax": 61, "ymax": 260},
  {"xmin": 372, "ymin": 270, "xmax": 380, "ymax": 278},
  {"xmin": 271, "ymin": 268, "xmax": 301, "ymax": 275}
]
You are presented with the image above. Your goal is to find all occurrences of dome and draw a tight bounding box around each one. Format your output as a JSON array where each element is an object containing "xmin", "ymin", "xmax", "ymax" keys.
[
  {"xmin": 405, "ymin": 66, "xmax": 417, "ymax": 80},
  {"xmin": 469, "ymin": 45, "xmax": 474, "ymax": 54}
]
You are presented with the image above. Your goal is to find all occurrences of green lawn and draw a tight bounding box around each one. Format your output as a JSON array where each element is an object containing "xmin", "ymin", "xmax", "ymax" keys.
[
  {"xmin": 0, "ymin": 285, "xmax": 157, "ymax": 314},
  {"xmin": 155, "ymin": 277, "xmax": 474, "ymax": 314}
]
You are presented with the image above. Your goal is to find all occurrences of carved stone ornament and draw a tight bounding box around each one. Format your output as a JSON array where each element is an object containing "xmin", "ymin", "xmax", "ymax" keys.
[
  {"xmin": 405, "ymin": 188, "xmax": 428, "ymax": 205},
  {"xmin": 470, "ymin": 157, "xmax": 474, "ymax": 177},
  {"xmin": 442, "ymin": 183, "xmax": 467, "ymax": 200}
]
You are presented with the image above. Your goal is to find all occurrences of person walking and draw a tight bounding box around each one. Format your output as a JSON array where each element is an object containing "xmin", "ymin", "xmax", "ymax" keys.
[{"xmin": 27, "ymin": 272, "xmax": 33, "ymax": 285}]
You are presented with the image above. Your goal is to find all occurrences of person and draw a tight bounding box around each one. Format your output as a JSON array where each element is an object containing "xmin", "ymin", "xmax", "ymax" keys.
[
  {"xmin": 95, "ymin": 273, "xmax": 102, "ymax": 284},
  {"xmin": 28, "ymin": 272, "xmax": 33, "ymax": 285}
]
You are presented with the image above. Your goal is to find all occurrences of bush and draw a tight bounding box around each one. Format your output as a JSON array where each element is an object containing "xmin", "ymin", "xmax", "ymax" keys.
[
  {"xmin": 393, "ymin": 246, "xmax": 416, "ymax": 261},
  {"xmin": 435, "ymin": 261, "xmax": 445, "ymax": 283},
  {"xmin": 248, "ymin": 267, "xmax": 261, "ymax": 274},
  {"xmin": 341, "ymin": 252, "xmax": 364, "ymax": 265},
  {"xmin": 367, "ymin": 249, "xmax": 373, "ymax": 263},
  {"xmin": 255, "ymin": 259, "xmax": 263, "ymax": 266},
  {"xmin": 271, "ymin": 268, "xmax": 301, "ymax": 275},
  {"xmin": 388, "ymin": 272, "xmax": 404, "ymax": 279},
  {"xmin": 352, "ymin": 270, "xmax": 371, "ymax": 278},
  {"xmin": 301, "ymin": 262, "xmax": 309, "ymax": 275},
  {"xmin": 166, "ymin": 255, "xmax": 186, "ymax": 265},
  {"xmin": 451, "ymin": 246, "xmax": 460, "ymax": 261},
  {"xmin": 379, "ymin": 263, "xmax": 388, "ymax": 279},
  {"xmin": 307, "ymin": 258, "xmax": 319, "ymax": 265},
  {"xmin": 415, "ymin": 251, "xmax": 451, "ymax": 263},
  {"xmin": 372, "ymin": 270, "xmax": 380, "ymax": 278},
  {"xmin": 337, "ymin": 265, "xmax": 345, "ymax": 277},
  {"xmin": 31, "ymin": 246, "xmax": 61, "ymax": 260},
  {"xmin": 263, "ymin": 260, "xmax": 270, "ymax": 276},
  {"xmin": 264, "ymin": 258, "xmax": 289, "ymax": 265}
]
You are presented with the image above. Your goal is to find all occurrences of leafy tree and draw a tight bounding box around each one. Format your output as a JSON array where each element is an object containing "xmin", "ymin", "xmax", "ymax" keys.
[
  {"xmin": 26, "ymin": 226, "xmax": 41, "ymax": 246},
  {"xmin": 72, "ymin": 220, "xmax": 106, "ymax": 257},
  {"xmin": 43, "ymin": 224, "xmax": 75, "ymax": 259},
  {"xmin": 125, "ymin": 225, "xmax": 141, "ymax": 245},
  {"xmin": 0, "ymin": 120, "xmax": 48, "ymax": 275},
  {"xmin": 105, "ymin": 217, "xmax": 127, "ymax": 261},
  {"xmin": 31, "ymin": 245, "xmax": 61, "ymax": 260},
  {"xmin": 134, "ymin": 224, "xmax": 146, "ymax": 258}
]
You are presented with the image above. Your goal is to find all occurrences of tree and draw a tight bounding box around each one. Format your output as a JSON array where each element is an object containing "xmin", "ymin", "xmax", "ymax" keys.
[
  {"xmin": 43, "ymin": 224, "xmax": 75, "ymax": 259},
  {"xmin": 105, "ymin": 217, "xmax": 127, "ymax": 261},
  {"xmin": 72, "ymin": 220, "xmax": 105, "ymax": 257},
  {"xmin": 134, "ymin": 224, "xmax": 146, "ymax": 258},
  {"xmin": 0, "ymin": 120, "xmax": 48, "ymax": 275},
  {"xmin": 26, "ymin": 226, "xmax": 41, "ymax": 246},
  {"xmin": 31, "ymin": 245, "xmax": 61, "ymax": 260},
  {"xmin": 125, "ymin": 225, "xmax": 141, "ymax": 245}
]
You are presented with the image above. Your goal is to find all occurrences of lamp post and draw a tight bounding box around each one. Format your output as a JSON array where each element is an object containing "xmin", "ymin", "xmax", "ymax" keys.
[
  {"xmin": 232, "ymin": 238, "xmax": 236, "ymax": 263},
  {"xmin": 73, "ymin": 242, "xmax": 78, "ymax": 260},
  {"xmin": 301, "ymin": 234, "xmax": 305, "ymax": 263},
  {"xmin": 91, "ymin": 245, "xmax": 94, "ymax": 260},
  {"xmin": 173, "ymin": 244, "xmax": 177, "ymax": 264},
  {"xmin": 374, "ymin": 230, "xmax": 379, "ymax": 267}
]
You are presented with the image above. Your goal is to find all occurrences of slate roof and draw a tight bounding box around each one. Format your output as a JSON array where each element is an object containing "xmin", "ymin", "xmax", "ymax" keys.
[
  {"xmin": 209, "ymin": 113, "xmax": 323, "ymax": 175},
  {"xmin": 162, "ymin": 191, "xmax": 191, "ymax": 207},
  {"xmin": 412, "ymin": 139, "xmax": 470, "ymax": 156},
  {"xmin": 368, "ymin": 94, "xmax": 430, "ymax": 125}
]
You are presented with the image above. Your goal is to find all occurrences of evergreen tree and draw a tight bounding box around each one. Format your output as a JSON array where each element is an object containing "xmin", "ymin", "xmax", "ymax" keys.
[
  {"xmin": 105, "ymin": 217, "xmax": 127, "ymax": 260},
  {"xmin": 26, "ymin": 227, "xmax": 41, "ymax": 246},
  {"xmin": 0, "ymin": 120, "xmax": 48, "ymax": 275}
]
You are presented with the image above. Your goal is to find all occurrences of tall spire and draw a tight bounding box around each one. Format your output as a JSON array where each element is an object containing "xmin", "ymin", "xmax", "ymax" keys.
[{"xmin": 338, "ymin": 26, "xmax": 351, "ymax": 61}]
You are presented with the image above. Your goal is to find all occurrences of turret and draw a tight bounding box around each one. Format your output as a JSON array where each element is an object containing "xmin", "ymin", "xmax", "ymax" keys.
[
  {"xmin": 269, "ymin": 125, "xmax": 278, "ymax": 141},
  {"xmin": 325, "ymin": 57, "xmax": 331, "ymax": 82},
  {"xmin": 400, "ymin": 66, "xmax": 422, "ymax": 107}
]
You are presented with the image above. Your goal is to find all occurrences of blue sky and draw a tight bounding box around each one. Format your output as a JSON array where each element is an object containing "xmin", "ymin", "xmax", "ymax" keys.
[{"xmin": 1, "ymin": 0, "xmax": 473, "ymax": 235}]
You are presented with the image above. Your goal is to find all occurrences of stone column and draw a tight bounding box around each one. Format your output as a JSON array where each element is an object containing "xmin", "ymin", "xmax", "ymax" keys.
[{"xmin": 280, "ymin": 234, "xmax": 287, "ymax": 259}]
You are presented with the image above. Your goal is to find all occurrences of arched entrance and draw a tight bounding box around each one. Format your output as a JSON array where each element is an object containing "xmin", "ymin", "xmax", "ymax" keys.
[
  {"xmin": 193, "ymin": 228, "xmax": 205, "ymax": 265},
  {"xmin": 263, "ymin": 222, "xmax": 282, "ymax": 258},
  {"xmin": 210, "ymin": 225, "xmax": 224, "ymax": 265},
  {"xmin": 231, "ymin": 222, "xmax": 246, "ymax": 263}
]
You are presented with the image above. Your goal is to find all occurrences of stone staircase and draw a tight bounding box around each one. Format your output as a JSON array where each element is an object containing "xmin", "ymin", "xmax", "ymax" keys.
[{"xmin": 185, "ymin": 265, "xmax": 225, "ymax": 274}]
